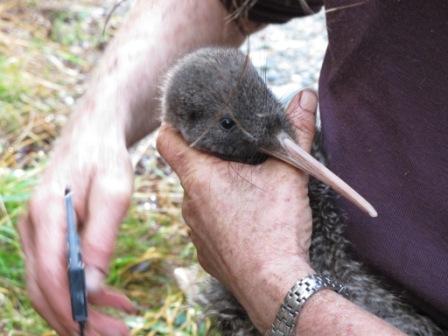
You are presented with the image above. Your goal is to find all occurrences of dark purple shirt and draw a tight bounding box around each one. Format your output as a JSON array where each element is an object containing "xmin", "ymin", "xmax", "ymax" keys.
[
  {"xmin": 320, "ymin": 0, "xmax": 448, "ymax": 327},
  {"xmin": 222, "ymin": 0, "xmax": 448, "ymax": 327}
]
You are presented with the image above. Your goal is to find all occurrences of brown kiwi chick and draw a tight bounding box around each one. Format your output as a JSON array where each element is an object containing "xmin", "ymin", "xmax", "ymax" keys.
[
  {"xmin": 160, "ymin": 47, "xmax": 445, "ymax": 336},
  {"xmin": 162, "ymin": 47, "xmax": 376, "ymax": 217}
]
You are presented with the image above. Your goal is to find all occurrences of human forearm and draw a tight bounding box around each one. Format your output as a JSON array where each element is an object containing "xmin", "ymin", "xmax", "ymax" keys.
[
  {"xmin": 73, "ymin": 0, "xmax": 250, "ymax": 147},
  {"xmin": 296, "ymin": 289, "xmax": 406, "ymax": 336},
  {"xmin": 229, "ymin": 255, "xmax": 404, "ymax": 335}
]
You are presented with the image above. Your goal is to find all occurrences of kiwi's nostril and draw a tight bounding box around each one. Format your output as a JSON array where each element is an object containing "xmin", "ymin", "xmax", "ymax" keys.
[{"xmin": 219, "ymin": 117, "xmax": 236, "ymax": 130}]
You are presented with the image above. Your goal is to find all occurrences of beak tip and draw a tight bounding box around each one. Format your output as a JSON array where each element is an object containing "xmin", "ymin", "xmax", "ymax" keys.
[
  {"xmin": 275, "ymin": 131, "xmax": 380, "ymax": 219},
  {"xmin": 368, "ymin": 208, "xmax": 378, "ymax": 218}
]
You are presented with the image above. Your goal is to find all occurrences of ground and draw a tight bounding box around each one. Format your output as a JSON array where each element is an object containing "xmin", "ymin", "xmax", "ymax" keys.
[{"xmin": 0, "ymin": 1, "xmax": 326, "ymax": 335}]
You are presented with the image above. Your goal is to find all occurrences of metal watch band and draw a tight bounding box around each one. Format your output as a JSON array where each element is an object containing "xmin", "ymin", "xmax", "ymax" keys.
[{"xmin": 267, "ymin": 273, "xmax": 346, "ymax": 336}]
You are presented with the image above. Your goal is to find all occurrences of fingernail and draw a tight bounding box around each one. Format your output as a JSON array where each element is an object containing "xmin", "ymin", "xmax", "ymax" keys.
[
  {"xmin": 129, "ymin": 301, "xmax": 142, "ymax": 314},
  {"xmin": 299, "ymin": 90, "xmax": 317, "ymax": 113},
  {"xmin": 85, "ymin": 266, "xmax": 105, "ymax": 293},
  {"xmin": 122, "ymin": 299, "xmax": 140, "ymax": 314}
]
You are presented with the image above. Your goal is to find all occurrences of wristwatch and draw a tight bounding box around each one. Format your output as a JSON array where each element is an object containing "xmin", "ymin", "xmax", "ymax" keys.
[{"xmin": 266, "ymin": 273, "xmax": 347, "ymax": 336}]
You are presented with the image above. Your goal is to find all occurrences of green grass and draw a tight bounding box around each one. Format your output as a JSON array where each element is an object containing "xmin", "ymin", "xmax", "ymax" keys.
[
  {"xmin": 50, "ymin": 11, "xmax": 90, "ymax": 46},
  {"xmin": 0, "ymin": 171, "xmax": 34, "ymax": 286},
  {"xmin": 0, "ymin": 55, "xmax": 26, "ymax": 103},
  {"xmin": 0, "ymin": 55, "xmax": 29, "ymax": 136},
  {"xmin": 0, "ymin": 1, "xmax": 214, "ymax": 334},
  {"xmin": 0, "ymin": 169, "xmax": 51, "ymax": 333}
]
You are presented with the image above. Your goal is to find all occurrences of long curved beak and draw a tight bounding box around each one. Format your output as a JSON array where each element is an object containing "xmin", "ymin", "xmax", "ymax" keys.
[{"xmin": 262, "ymin": 131, "xmax": 378, "ymax": 218}]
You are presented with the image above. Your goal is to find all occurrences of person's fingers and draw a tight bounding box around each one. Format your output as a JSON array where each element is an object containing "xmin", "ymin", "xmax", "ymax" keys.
[
  {"xmin": 88, "ymin": 285, "xmax": 137, "ymax": 314},
  {"xmin": 25, "ymin": 159, "xmax": 134, "ymax": 334},
  {"xmin": 27, "ymin": 278, "xmax": 72, "ymax": 335},
  {"xmin": 189, "ymin": 232, "xmax": 217, "ymax": 278},
  {"xmin": 30, "ymin": 180, "xmax": 133, "ymax": 335},
  {"xmin": 19, "ymin": 213, "xmax": 73, "ymax": 335},
  {"xmin": 79, "ymin": 161, "xmax": 135, "ymax": 334},
  {"xmin": 81, "ymin": 161, "xmax": 133, "ymax": 280},
  {"xmin": 87, "ymin": 309, "xmax": 130, "ymax": 336},
  {"xmin": 84, "ymin": 326, "xmax": 99, "ymax": 336},
  {"xmin": 157, "ymin": 124, "xmax": 215, "ymax": 178},
  {"xmin": 17, "ymin": 213, "xmax": 35, "ymax": 264},
  {"xmin": 285, "ymin": 89, "xmax": 318, "ymax": 153},
  {"xmin": 30, "ymin": 190, "xmax": 81, "ymax": 333}
]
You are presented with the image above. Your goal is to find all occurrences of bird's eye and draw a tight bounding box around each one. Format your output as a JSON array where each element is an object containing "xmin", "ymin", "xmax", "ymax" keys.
[{"xmin": 219, "ymin": 117, "xmax": 236, "ymax": 130}]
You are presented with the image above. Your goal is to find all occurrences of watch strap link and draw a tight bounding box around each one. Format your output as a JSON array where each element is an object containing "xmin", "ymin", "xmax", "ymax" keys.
[{"xmin": 267, "ymin": 273, "xmax": 346, "ymax": 336}]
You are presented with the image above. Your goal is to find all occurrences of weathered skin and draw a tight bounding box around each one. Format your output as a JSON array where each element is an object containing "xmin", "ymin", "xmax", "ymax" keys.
[{"xmin": 162, "ymin": 47, "xmax": 446, "ymax": 336}]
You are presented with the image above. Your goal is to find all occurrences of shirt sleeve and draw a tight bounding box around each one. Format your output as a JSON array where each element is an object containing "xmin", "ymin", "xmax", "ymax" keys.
[{"xmin": 220, "ymin": 0, "xmax": 324, "ymax": 24}]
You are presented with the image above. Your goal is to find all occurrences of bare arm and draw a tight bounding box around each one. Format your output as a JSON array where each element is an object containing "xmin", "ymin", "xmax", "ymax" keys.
[
  {"xmin": 297, "ymin": 290, "xmax": 405, "ymax": 335},
  {"xmin": 247, "ymin": 260, "xmax": 405, "ymax": 335},
  {"xmin": 76, "ymin": 0, "xmax": 253, "ymax": 147},
  {"xmin": 19, "ymin": 1, "xmax": 259, "ymax": 335}
]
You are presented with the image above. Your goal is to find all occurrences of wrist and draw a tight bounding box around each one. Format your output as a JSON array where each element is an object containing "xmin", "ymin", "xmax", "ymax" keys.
[
  {"xmin": 64, "ymin": 92, "xmax": 129, "ymax": 148},
  {"xmin": 237, "ymin": 256, "xmax": 315, "ymax": 333}
]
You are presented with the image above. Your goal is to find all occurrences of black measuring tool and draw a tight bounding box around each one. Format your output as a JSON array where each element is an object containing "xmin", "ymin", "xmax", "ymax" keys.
[{"xmin": 64, "ymin": 188, "xmax": 88, "ymax": 335}]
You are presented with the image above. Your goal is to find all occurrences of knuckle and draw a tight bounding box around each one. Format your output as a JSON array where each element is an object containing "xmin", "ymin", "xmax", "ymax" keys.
[
  {"xmin": 181, "ymin": 200, "xmax": 193, "ymax": 222},
  {"xmin": 155, "ymin": 129, "xmax": 166, "ymax": 153},
  {"xmin": 181, "ymin": 200, "xmax": 189, "ymax": 216},
  {"xmin": 196, "ymin": 253, "xmax": 208, "ymax": 270},
  {"xmin": 179, "ymin": 168, "xmax": 204, "ymax": 194},
  {"xmin": 98, "ymin": 175, "xmax": 133, "ymax": 204},
  {"xmin": 166, "ymin": 147, "xmax": 189, "ymax": 173},
  {"xmin": 157, "ymin": 132, "xmax": 193, "ymax": 173},
  {"xmin": 180, "ymin": 193, "xmax": 203, "ymax": 229},
  {"xmin": 172, "ymin": 148, "xmax": 188, "ymax": 166},
  {"xmin": 156, "ymin": 127, "xmax": 176, "ymax": 159},
  {"xmin": 196, "ymin": 253, "xmax": 215, "ymax": 277}
]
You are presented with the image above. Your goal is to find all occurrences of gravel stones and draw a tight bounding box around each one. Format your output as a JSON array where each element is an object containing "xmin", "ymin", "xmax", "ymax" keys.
[{"xmin": 241, "ymin": 10, "xmax": 328, "ymax": 102}]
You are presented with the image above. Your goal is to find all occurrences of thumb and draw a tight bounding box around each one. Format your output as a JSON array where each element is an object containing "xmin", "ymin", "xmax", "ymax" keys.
[
  {"xmin": 81, "ymin": 160, "xmax": 133, "ymax": 289},
  {"xmin": 157, "ymin": 124, "xmax": 206, "ymax": 177},
  {"xmin": 286, "ymin": 89, "xmax": 318, "ymax": 153}
]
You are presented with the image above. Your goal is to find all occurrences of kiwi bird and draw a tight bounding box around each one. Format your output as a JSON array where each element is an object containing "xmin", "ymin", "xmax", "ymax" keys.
[{"xmin": 161, "ymin": 47, "xmax": 446, "ymax": 336}]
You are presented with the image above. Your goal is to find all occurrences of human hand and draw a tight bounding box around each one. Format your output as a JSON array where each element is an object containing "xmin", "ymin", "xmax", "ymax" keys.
[
  {"xmin": 18, "ymin": 110, "xmax": 136, "ymax": 335},
  {"xmin": 157, "ymin": 90, "xmax": 319, "ymax": 332}
]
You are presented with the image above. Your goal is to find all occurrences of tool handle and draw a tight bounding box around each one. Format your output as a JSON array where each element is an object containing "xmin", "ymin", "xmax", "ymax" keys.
[
  {"xmin": 64, "ymin": 187, "xmax": 88, "ymax": 330},
  {"xmin": 67, "ymin": 266, "xmax": 88, "ymax": 322}
]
